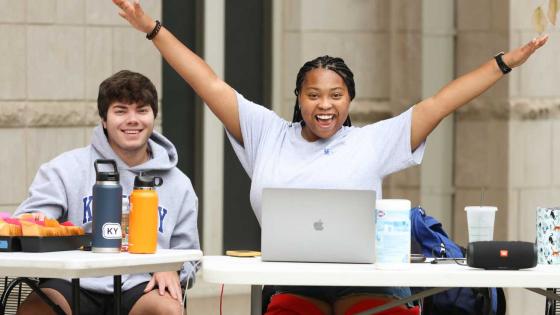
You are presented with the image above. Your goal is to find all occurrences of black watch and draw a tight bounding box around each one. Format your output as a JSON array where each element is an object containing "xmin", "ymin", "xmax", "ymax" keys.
[{"xmin": 494, "ymin": 52, "xmax": 511, "ymax": 74}]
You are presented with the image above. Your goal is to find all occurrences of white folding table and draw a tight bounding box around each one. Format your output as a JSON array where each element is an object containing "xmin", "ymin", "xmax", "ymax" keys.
[
  {"xmin": 0, "ymin": 249, "xmax": 202, "ymax": 315},
  {"xmin": 202, "ymin": 256, "xmax": 560, "ymax": 315}
]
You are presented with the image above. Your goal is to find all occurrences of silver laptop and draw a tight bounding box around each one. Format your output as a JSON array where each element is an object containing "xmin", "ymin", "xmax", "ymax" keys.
[{"xmin": 261, "ymin": 188, "xmax": 376, "ymax": 263}]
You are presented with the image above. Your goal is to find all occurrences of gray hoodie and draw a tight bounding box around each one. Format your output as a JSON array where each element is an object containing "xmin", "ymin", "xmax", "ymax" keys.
[{"xmin": 15, "ymin": 125, "xmax": 200, "ymax": 293}]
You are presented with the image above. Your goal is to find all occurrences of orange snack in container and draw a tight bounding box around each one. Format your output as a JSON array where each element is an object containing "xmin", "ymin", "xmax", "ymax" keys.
[
  {"xmin": 17, "ymin": 216, "xmax": 84, "ymax": 237},
  {"xmin": 60, "ymin": 221, "xmax": 85, "ymax": 236},
  {"xmin": 21, "ymin": 220, "xmax": 42, "ymax": 236},
  {"xmin": 0, "ymin": 220, "xmax": 10, "ymax": 236},
  {"xmin": 1, "ymin": 218, "xmax": 22, "ymax": 236}
]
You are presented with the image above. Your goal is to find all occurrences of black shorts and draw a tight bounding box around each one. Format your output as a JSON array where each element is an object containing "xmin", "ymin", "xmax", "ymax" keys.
[{"xmin": 39, "ymin": 278, "xmax": 147, "ymax": 315}]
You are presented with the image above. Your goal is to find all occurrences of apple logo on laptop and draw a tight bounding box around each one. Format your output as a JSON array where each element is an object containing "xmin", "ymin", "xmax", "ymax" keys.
[{"xmin": 313, "ymin": 220, "xmax": 324, "ymax": 231}]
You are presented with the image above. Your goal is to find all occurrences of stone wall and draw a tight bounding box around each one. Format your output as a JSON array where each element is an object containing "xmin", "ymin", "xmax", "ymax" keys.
[
  {"xmin": 0, "ymin": 0, "xmax": 162, "ymax": 214},
  {"xmin": 455, "ymin": 0, "xmax": 560, "ymax": 314}
]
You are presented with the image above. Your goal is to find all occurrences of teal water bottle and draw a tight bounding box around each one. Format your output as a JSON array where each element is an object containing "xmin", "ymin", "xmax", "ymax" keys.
[{"xmin": 92, "ymin": 159, "xmax": 122, "ymax": 253}]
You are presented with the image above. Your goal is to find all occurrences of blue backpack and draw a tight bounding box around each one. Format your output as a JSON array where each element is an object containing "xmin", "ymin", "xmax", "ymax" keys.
[{"xmin": 410, "ymin": 207, "xmax": 506, "ymax": 315}]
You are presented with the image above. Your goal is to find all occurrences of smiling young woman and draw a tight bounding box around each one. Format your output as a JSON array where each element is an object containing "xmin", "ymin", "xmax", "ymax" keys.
[{"xmin": 297, "ymin": 68, "xmax": 351, "ymax": 142}]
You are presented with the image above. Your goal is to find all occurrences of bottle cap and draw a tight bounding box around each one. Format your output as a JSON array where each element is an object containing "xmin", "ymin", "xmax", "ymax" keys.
[
  {"xmin": 376, "ymin": 199, "xmax": 411, "ymax": 211},
  {"xmin": 96, "ymin": 172, "xmax": 119, "ymax": 182},
  {"xmin": 94, "ymin": 159, "xmax": 119, "ymax": 182},
  {"xmin": 134, "ymin": 174, "xmax": 163, "ymax": 188}
]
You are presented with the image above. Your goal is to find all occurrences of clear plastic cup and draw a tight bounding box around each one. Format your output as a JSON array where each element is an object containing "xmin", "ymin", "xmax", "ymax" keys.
[{"xmin": 464, "ymin": 206, "xmax": 497, "ymax": 242}]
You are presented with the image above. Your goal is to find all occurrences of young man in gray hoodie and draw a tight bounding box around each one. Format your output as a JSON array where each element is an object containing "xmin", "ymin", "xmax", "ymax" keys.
[{"xmin": 15, "ymin": 70, "xmax": 200, "ymax": 315}]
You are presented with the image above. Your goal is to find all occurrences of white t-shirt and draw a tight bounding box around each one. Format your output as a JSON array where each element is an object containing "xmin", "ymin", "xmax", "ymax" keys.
[{"xmin": 227, "ymin": 92, "xmax": 426, "ymax": 225}]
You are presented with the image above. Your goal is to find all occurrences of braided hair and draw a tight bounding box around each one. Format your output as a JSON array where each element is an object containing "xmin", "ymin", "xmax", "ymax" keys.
[{"xmin": 292, "ymin": 56, "xmax": 354, "ymax": 127}]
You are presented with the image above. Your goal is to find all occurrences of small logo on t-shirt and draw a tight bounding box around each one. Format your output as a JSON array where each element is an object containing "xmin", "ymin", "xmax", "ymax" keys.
[{"xmin": 313, "ymin": 220, "xmax": 324, "ymax": 231}]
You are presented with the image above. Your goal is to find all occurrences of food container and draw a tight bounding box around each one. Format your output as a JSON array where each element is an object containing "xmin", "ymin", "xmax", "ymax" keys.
[{"xmin": 0, "ymin": 234, "xmax": 91, "ymax": 252}]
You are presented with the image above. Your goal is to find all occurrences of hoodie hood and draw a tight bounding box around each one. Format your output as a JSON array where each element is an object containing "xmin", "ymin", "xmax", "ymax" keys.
[{"xmin": 91, "ymin": 124, "xmax": 178, "ymax": 172}]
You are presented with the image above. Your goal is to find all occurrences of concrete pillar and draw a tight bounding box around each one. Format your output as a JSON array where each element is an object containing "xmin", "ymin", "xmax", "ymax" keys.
[{"xmin": 419, "ymin": 0, "xmax": 455, "ymax": 232}]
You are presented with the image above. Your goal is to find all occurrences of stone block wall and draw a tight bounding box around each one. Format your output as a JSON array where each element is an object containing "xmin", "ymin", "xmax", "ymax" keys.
[
  {"xmin": 455, "ymin": 1, "xmax": 560, "ymax": 314},
  {"xmin": 383, "ymin": 0, "xmax": 423, "ymax": 206},
  {"xmin": 0, "ymin": 0, "xmax": 162, "ymax": 214}
]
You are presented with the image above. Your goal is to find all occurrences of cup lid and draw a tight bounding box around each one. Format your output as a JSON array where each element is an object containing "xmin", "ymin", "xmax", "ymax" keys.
[{"xmin": 464, "ymin": 206, "xmax": 497, "ymax": 212}]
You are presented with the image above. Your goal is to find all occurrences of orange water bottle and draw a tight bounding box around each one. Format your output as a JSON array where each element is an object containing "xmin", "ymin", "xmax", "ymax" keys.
[{"xmin": 128, "ymin": 174, "xmax": 163, "ymax": 254}]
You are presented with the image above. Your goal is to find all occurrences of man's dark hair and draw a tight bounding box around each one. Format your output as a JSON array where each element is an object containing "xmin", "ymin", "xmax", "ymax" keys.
[
  {"xmin": 292, "ymin": 55, "xmax": 354, "ymax": 127},
  {"xmin": 97, "ymin": 70, "xmax": 158, "ymax": 120}
]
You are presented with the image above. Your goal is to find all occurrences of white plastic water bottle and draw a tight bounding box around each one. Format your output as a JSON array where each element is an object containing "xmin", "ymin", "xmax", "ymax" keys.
[
  {"xmin": 375, "ymin": 199, "xmax": 411, "ymax": 269},
  {"xmin": 120, "ymin": 196, "xmax": 130, "ymax": 252}
]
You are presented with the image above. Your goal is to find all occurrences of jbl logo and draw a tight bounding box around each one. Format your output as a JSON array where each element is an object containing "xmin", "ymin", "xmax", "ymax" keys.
[{"xmin": 102, "ymin": 223, "xmax": 122, "ymax": 239}]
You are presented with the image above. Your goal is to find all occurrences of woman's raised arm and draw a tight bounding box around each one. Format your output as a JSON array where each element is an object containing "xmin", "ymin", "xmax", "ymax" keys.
[
  {"xmin": 112, "ymin": 0, "xmax": 242, "ymax": 143},
  {"xmin": 411, "ymin": 35, "xmax": 548, "ymax": 150}
]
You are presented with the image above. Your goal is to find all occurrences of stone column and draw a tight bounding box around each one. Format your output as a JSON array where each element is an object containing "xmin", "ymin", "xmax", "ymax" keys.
[
  {"xmin": 454, "ymin": 0, "xmax": 510, "ymax": 246},
  {"xmin": 418, "ymin": 0, "xmax": 455, "ymax": 231},
  {"xmin": 383, "ymin": 0, "xmax": 423, "ymax": 206}
]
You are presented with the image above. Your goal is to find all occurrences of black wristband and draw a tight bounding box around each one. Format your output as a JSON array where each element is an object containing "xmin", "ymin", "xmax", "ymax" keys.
[
  {"xmin": 494, "ymin": 52, "xmax": 511, "ymax": 74},
  {"xmin": 146, "ymin": 20, "xmax": 162, "ymax": 40}
]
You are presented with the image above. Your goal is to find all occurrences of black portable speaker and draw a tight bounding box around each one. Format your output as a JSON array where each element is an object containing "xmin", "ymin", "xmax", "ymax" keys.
[{"xmin": 467, "ymin": 241, "xmax": 537, "ymax": 270}]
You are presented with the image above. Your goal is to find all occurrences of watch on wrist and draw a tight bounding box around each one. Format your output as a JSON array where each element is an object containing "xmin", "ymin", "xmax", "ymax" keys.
[
  {"xmin": 494, "ymin": 52, "xmax": 511, "ymax": 75},
  {"xmin": 146, "ymin": 20, "xmax": 162, "ymax": 40}
]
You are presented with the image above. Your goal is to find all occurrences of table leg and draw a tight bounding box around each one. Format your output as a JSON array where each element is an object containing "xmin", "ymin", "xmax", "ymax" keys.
[
  {"xmin": 250, "ymin": 285, "xmax": 262, "ymax": 315},
  {"xmin": 526, "ymin": 288, "xmax": 560, "ymax": 301},
  {"xmin": 71, "ymin": 278, "xmax": 80, "ymax": 315},
  {"xmin": 525, "ymin": 288, "xmax": 560, "ymax": 315},
  {"xmin": 114, "ymin": 275, "xmax": 122, "ymax": 315}
]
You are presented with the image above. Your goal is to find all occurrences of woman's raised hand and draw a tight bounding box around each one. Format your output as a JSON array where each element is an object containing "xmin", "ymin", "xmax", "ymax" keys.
[
  {"xmin": 411, "ymin": 34, "xmax": 550, "ymax": 150},
  {"xmin": 504, "ymin": 34, "xmax": 548, "ymax": 68},
  {"xmin": 112, "ymin": 0, "xmax": 155, "ymax": 34}
]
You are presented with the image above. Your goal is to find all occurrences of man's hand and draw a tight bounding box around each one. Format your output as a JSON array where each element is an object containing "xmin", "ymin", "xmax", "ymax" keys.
[
  {"xmin": 18, "ymin": 212, "xmax": 47, "ymax": 221},
  {"xmin": 144, "ymin": 271, "xmax": 182, "ymax": 301}
]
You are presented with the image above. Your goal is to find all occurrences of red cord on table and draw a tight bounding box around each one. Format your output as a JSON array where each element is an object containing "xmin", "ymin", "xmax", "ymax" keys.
[{"xmin": 220, "ymin": 284, "xmax": 224, "ymax": 315}]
